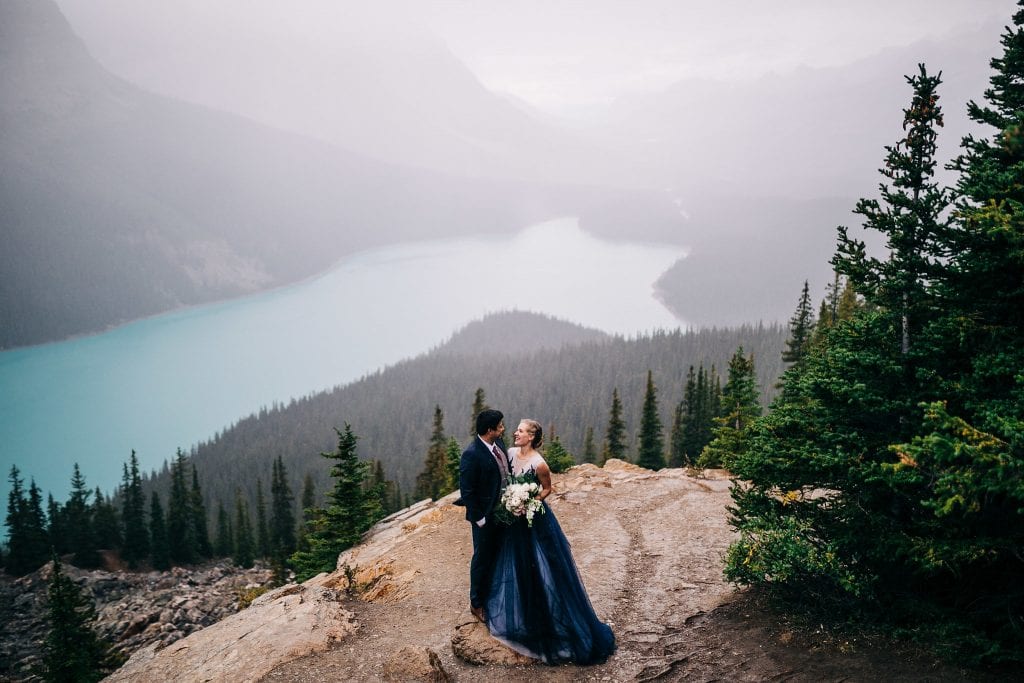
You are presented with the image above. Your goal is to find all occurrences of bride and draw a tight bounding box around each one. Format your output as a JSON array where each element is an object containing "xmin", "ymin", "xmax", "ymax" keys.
[{"xmin": 484, "ymin": 419, "xmax": 616, "ymax": 665}]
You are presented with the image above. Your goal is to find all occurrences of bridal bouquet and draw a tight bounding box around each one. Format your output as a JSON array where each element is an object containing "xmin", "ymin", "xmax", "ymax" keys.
[{"xmin": 495, "ymin": 472, "xmax": 546, "ymax": 527}]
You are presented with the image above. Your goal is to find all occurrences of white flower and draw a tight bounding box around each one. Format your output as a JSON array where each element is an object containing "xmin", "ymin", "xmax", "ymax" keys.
[{"xmin": 499, "ymin": 478, "xmax": 546, "ymax": 527}]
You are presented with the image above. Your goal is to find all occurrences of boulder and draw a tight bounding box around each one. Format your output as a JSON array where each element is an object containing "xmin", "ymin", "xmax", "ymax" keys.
[
  {"xmin": 450, "ymin": 614, "xmax": 535, "ymax": 666},
  {"xmin": 382, "ymin": 645, "xmax": 451, "ymax": 682}
]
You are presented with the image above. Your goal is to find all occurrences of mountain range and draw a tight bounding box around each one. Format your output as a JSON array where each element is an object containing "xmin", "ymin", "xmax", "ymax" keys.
[
  {"xmin": 2, "ymin": 1, "xmax": 1007, "ymax": 343},
  {"xmin": 0, "ymin": 0, "xmax": 679, "ymax": 349}
]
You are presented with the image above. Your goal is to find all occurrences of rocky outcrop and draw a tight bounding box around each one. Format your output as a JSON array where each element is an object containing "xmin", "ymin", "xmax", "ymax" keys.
[
  {"xmin": 0, "ymin": 561, "xmax": 273, "ymax": 680},
  {"xmin": 104, "ymin": 580, "xmax": 358, "ymax": 683}
]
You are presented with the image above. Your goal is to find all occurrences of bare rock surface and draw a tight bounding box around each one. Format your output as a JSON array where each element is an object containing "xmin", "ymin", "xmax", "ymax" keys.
[{"xmin": 105, "ymin": 581, "xmax": 357, "ymax": 683}]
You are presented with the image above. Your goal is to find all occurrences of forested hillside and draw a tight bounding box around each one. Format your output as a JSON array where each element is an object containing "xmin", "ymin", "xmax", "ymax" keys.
[{"xmin": 175, "ymin": 313, "xmax": 785, "ymax": 511}]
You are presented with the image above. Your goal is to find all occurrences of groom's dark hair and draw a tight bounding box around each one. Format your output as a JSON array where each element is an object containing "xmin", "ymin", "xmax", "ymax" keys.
[{"xmin": 475, "ymin": 409, "xmax": 504, "ymax": 436}]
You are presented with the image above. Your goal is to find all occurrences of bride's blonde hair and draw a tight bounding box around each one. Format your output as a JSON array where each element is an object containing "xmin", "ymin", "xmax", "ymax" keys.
[{"xmin": 520, "ymin": 419, "xmax": 544, "ymax": 449}]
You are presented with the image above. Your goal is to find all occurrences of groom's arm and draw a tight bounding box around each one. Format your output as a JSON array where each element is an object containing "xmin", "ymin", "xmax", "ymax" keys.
[{"xmin": 459, "ymin": 450, "xmax": 486, "ymax": 525}]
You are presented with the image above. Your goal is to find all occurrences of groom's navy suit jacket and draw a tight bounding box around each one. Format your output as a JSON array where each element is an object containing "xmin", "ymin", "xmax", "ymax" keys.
[{"xmin": 459, "ymin": 436, "xmax": 507, "ymax": 525}]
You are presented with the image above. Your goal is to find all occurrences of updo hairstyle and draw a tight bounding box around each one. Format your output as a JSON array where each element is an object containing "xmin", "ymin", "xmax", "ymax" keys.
[{"xmin": 521, "ymin": 419, "xmax": 544, "ymax": 449}]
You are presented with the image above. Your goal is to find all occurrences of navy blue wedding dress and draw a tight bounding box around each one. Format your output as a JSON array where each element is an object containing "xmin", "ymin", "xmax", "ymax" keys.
[{"xmin": 485, "ymin": 451, "xmax": 616, "ymax": 665}]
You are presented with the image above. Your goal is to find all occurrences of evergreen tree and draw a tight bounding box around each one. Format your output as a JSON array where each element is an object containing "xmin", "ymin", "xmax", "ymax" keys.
[
  {"xmin": 444, "ymin": 437, "xmax": 462, "ymax": 492},
  {"xmin": 471, "ymin": 388, "xmax": 487, "ymax": 435},
  {"xmin": 90, "ymin": 488, "xmax": 121, "ymax": 552},
  {"xmin": 189, "ymin": 464, "xmax": 213, "ymax": 559},
  {"xmin": 295, "ymin": 472, "xmax": 318, "ymax": 554},
  {"xmin": 544, "ymin": 437, "xmax": 576, "ymax": 473},
  {"xmin": 65, "ymin": 465, "xmax": 100, "ymax": 568},
  {"xmin": 681, "ymin": 365, "xmax": 721, "ymax": 462},
  {"xmin": 46, "ymin": 495, "xmax": 68, "ymax": 557},
  {"xmin": 365, "ymin": 460, "xmax": 394, "ymax": 519},
  {"xmin": 269, "ymin": 456, "xmax": 297, "ymax": 582},
  {"xmin": 668, "ymin": 401, "xmax": 687, "ymax": 468},
  {"xmin": 120, "ymin": 452, "xmax": 148, "ymax": 568},
  {"xmin": 5, "ymin": 467, "xmax": 50, "ymax": 576},
  {"xmin": 835, "ymin": 65, "xmax": 950, "ymax": 359},
  {"xmin": 301, "ymin": 473, "xmax": 317, "ymax": 519},
  {"xmin": 944, "ymin": 6, "xmax": 1024, "ymax": 424},
  {"xmin": 415, "ymin": 405, "xmax": 451, "ymax": 500},
  {"xmin": 38, "ymin": 555, "xmax": 119, "ymax": 682},
  {"xmin": 233, "ymin": 490, "xmax": 255, "ymax": 569},
  {"xmin": 726, "ymin": 41, "xmax": 1024, "ymax": 662},
  {"xmin": 166, "ymin": 450, "xmax": 195, "ymax": 565},
  {"xmin": 254, "ymin": 478, "xmax": 270, "ymax": 559},
  {"xmin": 601, "ymin": 388, "xmax": 627, "ymax": 463},
  {"xmin": 214, "ymin": 501, "xmax": 232, "ymax": 558},
  {"xmin": 781, "ymin": 280, "xmax": 816, "ymax": 368},
  {"xmin": 581, "ymin": 427, "xmax": 598, "ymax": 464},
  {"xmin": 636, "ymin": 370, "xmax": 665, "ymax": 470},
  {"xmin": 148, "ymin": 491, "xmax": 170, "ymax": 571},
  {"xmin": 699, "ymin": 348, "xmax": 761, "ymax": 469},
  {"xmin": 290, "ymin": 425, "xmax": 381, "ymax": 582}
]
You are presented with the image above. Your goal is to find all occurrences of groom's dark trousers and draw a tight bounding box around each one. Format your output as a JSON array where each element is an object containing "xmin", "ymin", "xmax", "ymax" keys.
[{"xmin": 459, "ymin": 436, "xmax": 506, "ymax": 609}]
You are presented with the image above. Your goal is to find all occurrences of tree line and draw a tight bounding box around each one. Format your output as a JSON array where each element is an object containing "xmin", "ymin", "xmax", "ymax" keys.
[{"xmin": 177, "ymin": 320, "xmax": 787, "ymax": 516}]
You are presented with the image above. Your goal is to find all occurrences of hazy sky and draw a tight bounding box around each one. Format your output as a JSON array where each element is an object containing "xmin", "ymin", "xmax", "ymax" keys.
[
  {"xmin": 56, "ymin": 0, "xmax": 1018, "ymax": 118},
  {"xmin": 419, "ymin": 0, "xmax": 1016, "ymax": 114}
]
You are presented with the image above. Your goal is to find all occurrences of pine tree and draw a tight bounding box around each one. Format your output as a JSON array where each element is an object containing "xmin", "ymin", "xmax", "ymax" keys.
[
  {"xmin": 725, "ymin": 39, "xmax": 1024, "ymax": 661},
  {"xmin": 189, "ymin": 465, "xmax": 212, "ymax": 559},
  {"xmin": 39, "ymin": 555, "xmax": 120, "ymax": 682},
  {"xmin": 668, "ymin": 401, "xmax": 687, "ymax": 468},
  {"xmin": 166, "ymin": 450, "xmax": 195, "ymax": 565},
  {"xmin": 301, "ymin": 473, "xmax": 317, "ymax": 519},
  {"xmin": 295, "ymin": 472, "xmax": 317, "ymax": 554},
  {"xmin": 364, "ymin": 460, "xmax": 392, "ymax": 521},
  {"xmin": 254, "ymin": 478, "xmax": 270, "ymax": 560},
  {"xmin": 544, "ymin": 437, "xmax": 576, "ymax": 473},
  {"xmin": 214, "ymin": 501, "xmax": 232, "ymax": 558},
  {"xmin": 5, "ymin": 467, "xmax": 50, "ymax": 576},
  {"xmin": 681, "ymin": 365, "xmax": 720, "ymax": 462},
  {"xmin": 233, "ymin": 490, "xmax": 255, "ymax": 569},
  {"xmin": 636, "ymin": 370, "xmax": 665, "ymax": 470},
  {"xmin": 445, "ymin": 437, "xmax": 462, "ymax": 492},
  {"xmin": 835, "ymin": 64, "xmax": 950, "ymax": 359},
  {"xmin": 581, "ymin": 427, "xmax": 598, "ymax": 465},
  {"xmin": 944, "ymin": 7, "xmax": 1024, "ymax": 423},
  {"xmin": 269, "ymin": 456, "xmax": 296, "ymax": 582},
  {"xmin": 781, "ymin": 280, "xmax": 816, "ymax": 368},
  {"xmin": 47, "ymin": 495, "xmax": 69, "ymax": 557},
  {"xmin": 90, "ymin": 488, "xmax": 121, "ymax": 552},
  {"xmin": 148, "ymin": 492, "xmax": 170, "ymax": 571},
  {"xmin": 601, "ymin": 388, "xmax": 627, "ymax": 463},
  {"xmin": 699, "ymin": 348, "xmax": 761, "ymax": 469},
  {"xmin": 65, "ymin": 465, "xmax": 100, "ymax": 568},
  {"xmin": 415, "ymin": 405, "xmax": 451, "ymax": 500},
  {"xmin": 290, "ymin": 425, "xmax": 381, "ymax": 582},
  {"xmin": 120, "ymin": 452, "xmax": 148, "ymax": 568},
  {"xmin": 471, "ymin": 388, "xmax": 487, "ymax": 436}
]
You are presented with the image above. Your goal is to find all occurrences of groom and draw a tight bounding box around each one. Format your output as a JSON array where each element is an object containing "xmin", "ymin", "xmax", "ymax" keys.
[{"xmin": 459, "ymin": 408, "xmax": 509, "ymax": 623}]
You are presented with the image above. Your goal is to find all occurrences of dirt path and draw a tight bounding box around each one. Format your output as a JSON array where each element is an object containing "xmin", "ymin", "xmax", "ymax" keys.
[{"xmin": 259, "ymin": 464, "xmax": 989, "ymax": 682}]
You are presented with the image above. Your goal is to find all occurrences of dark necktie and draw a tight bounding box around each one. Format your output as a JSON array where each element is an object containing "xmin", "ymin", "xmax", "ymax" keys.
[{"xmin": 492, "ymin": 443, "xmax": 509, "ymax": 480}]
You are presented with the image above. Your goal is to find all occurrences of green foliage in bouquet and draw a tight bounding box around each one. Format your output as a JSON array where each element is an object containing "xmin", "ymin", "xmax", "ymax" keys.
[{"xmin": 493, "ymin": 472, "xmax": 546, "ymax": 527}]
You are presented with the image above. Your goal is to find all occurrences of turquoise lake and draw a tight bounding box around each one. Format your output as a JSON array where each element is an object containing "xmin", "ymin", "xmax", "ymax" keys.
[{"xmin": 0, "ymin": 218, "xmax": 686, "ymax": 504}]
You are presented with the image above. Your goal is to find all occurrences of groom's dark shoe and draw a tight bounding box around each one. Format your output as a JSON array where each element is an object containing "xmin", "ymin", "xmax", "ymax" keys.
[{"xmin": 470, "ymin": 605, "xmax": 486, "ymax": 623}]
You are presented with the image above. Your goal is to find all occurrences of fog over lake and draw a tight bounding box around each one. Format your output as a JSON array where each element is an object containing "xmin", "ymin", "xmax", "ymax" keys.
[{"xmin": 0, "ymin": 218, "xmax": 685, "ymax": 502}]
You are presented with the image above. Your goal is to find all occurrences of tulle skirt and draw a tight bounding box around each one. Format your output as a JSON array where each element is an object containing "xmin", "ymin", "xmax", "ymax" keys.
[{"xmin": 485, "ymin": 502, "xmax": 616, "ymax": 665}]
